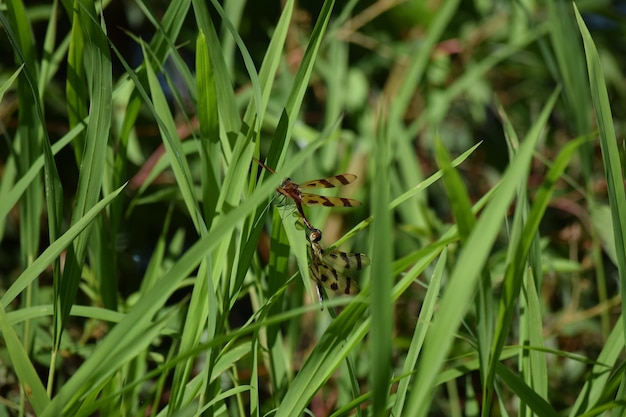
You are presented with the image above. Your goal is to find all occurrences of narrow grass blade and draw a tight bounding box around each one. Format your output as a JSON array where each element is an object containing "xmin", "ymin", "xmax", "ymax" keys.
[
  {"xmin": 266, "ymin": 0, "xmax": 336, "ymax": 168},
  {"xmin": 568, "ymin": 318, "xmax": 624, "ymax": 416},
  {"xmin": 574, "ymin": 4, "xmax": 626, "ymax": 344},
  {"xmin": 196, "ymin": 31, "xmax": 220, "ymax": 226},
  {"xmin": 0, "ymin": 303, "xmax": 49, "ymax": 413},
  {"xmin": 391, "ymin": 248, "xmax": 447, "ymax": 417},
  {"xmin": 56, "ymin": 0, "xmax": 112, "ymax": 351},
  {"xmin": 370, "ymin": 111, "xmax": 393, "ymax": 415}
]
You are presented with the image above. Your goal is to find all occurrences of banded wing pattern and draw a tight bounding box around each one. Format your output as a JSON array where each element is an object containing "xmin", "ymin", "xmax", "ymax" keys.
[
  {"xmin": 298, "ymin": 174, "xmax": 361, "ymax": 208},
  {"xmin": 307, "ymin": 228, "xmax": 370, "ymax": 303},
  {"xmin": 291, "ymin": 174, "xmax": 361, "ymax": 208},
  {"xmin": 253, "ymin": 158, "xmax": 361, "ymax": 232},
  {"xmin": 278, "ymin": 175, "xmax": 361, "ymax": 231}
]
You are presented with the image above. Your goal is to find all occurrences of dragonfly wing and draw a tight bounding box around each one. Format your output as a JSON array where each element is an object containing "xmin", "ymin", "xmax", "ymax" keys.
[
  {"xmin": 300, "ymin": 174, "xmax": 357, "ymax": 188},
  {"xmin": 324, "ymin": 251, "xmax": 371, "ymax": 270},
  {"xmin": 300, "ymin": 193, "xmax": 361, "ymax": 208},
  {"xmin": 315, "ymin": 261, "xmax": 359, "ymax": 295}
]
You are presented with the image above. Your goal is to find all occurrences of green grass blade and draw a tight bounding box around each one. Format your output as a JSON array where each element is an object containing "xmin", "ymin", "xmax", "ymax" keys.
[
  {"xmin": 1, "ymin": 184, "xmax": 126, "ymax": 308},
  {"xmin": 3, "ymin": 0, "xmax": 44, "ymax": 270},
  {"xmin": 196, "ymin": 31, "xmax": 220, "ymax": 226},
  {"xmin": 404, "ymin": 89, "xmax": 559, "ymax": 417},
  {"xmin": 66, "ymin": 0, "xmax": 87, "ymax": 160},
  {"xmin": 266, "ymin": 0, "xmax": 336, "ymax": 168},
  {"xmin": 0, "ymin": 65, "xmax": 23, "ymax": 240},
  {"xmin": 0, "ymin": 303, "xmax": 49, "ymax": 413},
  {"xmin": 370, "ymin": 112, "xmax": 393, "ymax": 415},
  {"xmin": 495, "ymin": 363, "xmax": 559, "ymax": 417},
  {"xmin": 192, "ymin": 0, "xmax": 240, "ymax": 136},
  {"xmin": 487, "ymin": 135, "xmax": 589, "ymax": 409},
  {"xmin": 142, "ymin": 41, "xmax": 205, "ymax": 233},
  {"xmin": 0, "ymin": 126, "xmax": 81, "ymax": 231},
  {"xmin": 574, "ymin": 4, "xmax": 626, "ymax": 345},
  {"xmin": 56, "ymin": 0, "xmax": 112, "ymax": 350},
  {"xmin": 521, "ymin": 269, "xmax": 548, "ymax": 401},
  {"xmin": 568, "ymin": 317, "xmax": 624, "ymax": 416},
  {"xmin": 391, "ymin": 248, "xmax": 447, "ymax": 417}
]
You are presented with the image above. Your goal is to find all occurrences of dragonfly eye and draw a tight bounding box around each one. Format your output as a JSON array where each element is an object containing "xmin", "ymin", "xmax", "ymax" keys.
[{"xmin": 309, "ymin": 228, "xmax": 322, "ymax": 243}]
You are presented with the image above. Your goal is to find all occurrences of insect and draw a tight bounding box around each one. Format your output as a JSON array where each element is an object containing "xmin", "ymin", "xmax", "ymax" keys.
[
  {"xmin": 253, "ymin": 158, "xmax": 362, "ymax": 231},
  {"xmin": 307, "ymin": 228, "xmax": 370, "ymax": 304}
]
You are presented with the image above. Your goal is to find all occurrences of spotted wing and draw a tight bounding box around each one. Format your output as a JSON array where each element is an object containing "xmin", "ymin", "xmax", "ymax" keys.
[
  {"xmin": 309, "ymin": 257, "xmax": 359, "ymax": 298},
  {"xmin": 324, "ymin": 250, "xmax": 370, "ymax": 271},
  {"xmin": 299, "ymin": 193, "xmax": 361, "ymax": 208},
  {"xmin": 300, "ymin": 174, "xmax": 357, "ymax": 189}
]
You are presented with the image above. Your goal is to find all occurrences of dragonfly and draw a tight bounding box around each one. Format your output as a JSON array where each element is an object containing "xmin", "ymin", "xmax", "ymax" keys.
[
  {"xmin": 307, "ymin": 228, "xmax": 370, "ymax": 304},
  {"xmin": 253, "ymin": 158, "xmax": 362, "ymax": 231}
]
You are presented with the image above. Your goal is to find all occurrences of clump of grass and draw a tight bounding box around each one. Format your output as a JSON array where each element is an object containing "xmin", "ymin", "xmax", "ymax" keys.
[{"xmin": 0, "ymin": 1, "xmax": 624, "ymax": 416}]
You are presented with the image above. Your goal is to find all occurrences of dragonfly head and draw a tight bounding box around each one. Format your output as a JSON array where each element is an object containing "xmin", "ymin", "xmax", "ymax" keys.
[{"xmin": 308, "ymin": 228, "xmax": 323, "ymax": 243}]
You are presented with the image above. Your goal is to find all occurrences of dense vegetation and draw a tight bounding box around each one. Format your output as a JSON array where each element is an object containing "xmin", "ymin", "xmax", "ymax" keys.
[{"xmin": 1, "ymin": 1, "xmax": 626, "ymax": 416}]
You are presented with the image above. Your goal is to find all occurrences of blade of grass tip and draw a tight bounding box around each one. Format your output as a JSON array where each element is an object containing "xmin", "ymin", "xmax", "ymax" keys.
[
  {"xmin": 389, "ymin": 142, "xmax": 482, "ymax": 211},
  {"xmin": 574, "ymin": 4, "xmax": 626, "ymax": 343},
  {"xmin": 546, "ymin": 1, "xmax": 592, "ymax": 139},
  {"xmin": 333, "ymin": 141, "xmax": 482, "ymax": 253},
  {"xmin": 434, "ymin": 138, "xmax": 475, "ymax": 242},
  {"xmin": 39, "ymin": 0, "xmax": 66, "ymax": 91},
  {"xmin": 370, "ymin": 107, "xmax": 393, "ymax": 416},
  {"xmin": 0, "ymin": 64, "xmax": 22, "ymax": 97},
  {"xmin": 404, "ymin": 89, "xmax": 560, "ymax": 417}
]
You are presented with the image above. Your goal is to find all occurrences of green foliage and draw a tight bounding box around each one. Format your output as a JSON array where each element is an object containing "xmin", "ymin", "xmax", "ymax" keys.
[{"xmin": 1, "ymin": 0, "xmax": 625, "ymax": 416}]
